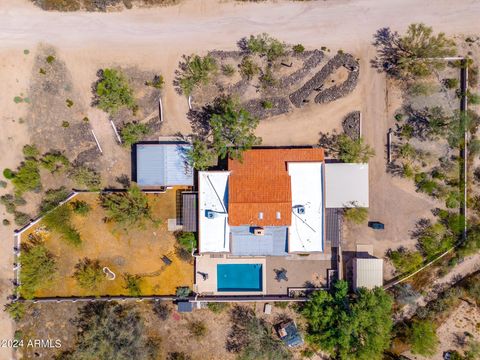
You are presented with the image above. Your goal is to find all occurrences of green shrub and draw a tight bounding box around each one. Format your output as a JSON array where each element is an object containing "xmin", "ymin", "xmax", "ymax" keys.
[
  {"xmin": 61, "ymin": 121, "xmax": 70, "ymax": 128},
  {"xmin": 246, "ymin": 33, "xmax": 287, "ymax": 61},
  {"xmin": 262, "ymin": 100, "xmax": 273, "ymax": 109},
  {"xmin": 177, "ymin": 55, "xmax": 217, "ymax": 96},
  {"xmin": 14, "ymin": 211, "xmax": 30, "ymax": 226},
  {"xmin": 12, "ymin": 160, "xmax": 41, "ymax": 195},
  {"xmin": 274, "ymin": 301, "xmax": 289, "ymax": 309},
  {"xmin": 120, "ymin": 122, "xmax": 150, "ymax": 147},
  {"xmin": 3, "ymin": 219, "xmax": 10, "ymax": 226},
  {"xmin": 95, "ymin": 68, "xmax": 136, "ymax": 114},
  {"xmin": 417, "ymin": 222, "xmax": 453, "ymax": 258},
  {"xmin": 175, "ymin": 232, "xmax": 197, "ymax": 253},
  {"xmin": 343, "ymin": 205, "xmax": 368, "ymax": 224},
  {"xmin": 145, "ymin": 75, "xmax": 164, "ymax": 89},
  {"xmin": 388, "ymin": 248, "xmax": 423, "ymax": 273},
  {"xmin": 69, "ymin": 166, "xmax": 101, "ymax": 190},
  {"xmin": 337, "ymin": 135, "xmax": 375, "ymax": 163},
  {"xmin": 19, "ymin": 239, "xmax": 56, "ymax": 299},
  {"xmin": 1, "ymin": 194, "xmax": 16, "ymax": 213},
  {"xmin": 468, "ymin": 91, "xmax": 480, "ymax": 105},
  {"xmin": 66, "ymin": 99, "xmax": 74, "ymax": 108},
  {"xmin": 408, "ymin": 320, "xmax": 438, "ymax": 356},
  {"xmin": 4, "ymin": 302, "xmax": 26, "ymax": 322},
  {"xmin": 221, "ymin": 64, "xmax": 235, "ymax": 77},
  {"xmin": 3, "ymin": 168, "xmax": 15, "ymax": 179},
  {"xmin": 71, "ymin": 200, "xmax": 91, "ymax": 216},
  {"xmin": 207, "ymin": 302, "xmax": 229, "ymax": 314},
  {"xmin": 400, "ymin": 124, "xmax": 414, "ymax": 139},
  {"xmin": 123, "ymin": 273, "xmax": 142, "ymax": 296},
  {"xmin": 73, "ymin": 258, "xmax": 104, "ymax": 290},
  {"xmin": 176, "ymin": 286, "xmax": 191, "ymax": 298},
  {"xmin": 153, "ymin": 302, "xmax": 171, "ymax": 320},
  {"xmin": 0, "ymin": 180, "xmax": 6, "ymax": 188},
  {"xmin": 445, "ymin": 191, "xmax": 460, "ymax": 208},
  {"xmin": 408, "ymin": 81, "xmax": 437, "ymax": 96},
  {"xmin": 13, "ymin": 96, "xmax": 23, "ymax": 104},
  {"xmin": 444, "ymin": 78, "xmax": 459, "ymax": 89},
  {"xmin": 188, "ymin": 320, "xmax": 207, "ymax": 339},
  {"xmin": 394, "ymin": 113, "xmax": 404, "ymax": 121},
  {"xmin": 240, "ymin": 56, "xmax": 260, "ymax": 79},
  {"xmin": 43, "ymin": 204, "xmax": 81, "ymax": 246},
  {"xmin": 46, "ymin": 55, "xmax": 55, "ymax": 64},
  {"xmin": 292, "ymin": 44, "xmax": 305, "ymax": 53},
  {"xmin": 40, "ymin": 152, "xmax": 70, "ymax": 173},
  {"xmin": 22, "ymin": 144, "xmax": 39, "ymax": 159},
  {"xmin": 100, "ymin": 184, "xmax": 153, "ymax": 228},
  {"xmin": 260, "ymin": 67, "xmax": 277, "ymax": 88},
  {"xmin": 39, "ymin": 187, "xmax": 69, "ymax": 214}
]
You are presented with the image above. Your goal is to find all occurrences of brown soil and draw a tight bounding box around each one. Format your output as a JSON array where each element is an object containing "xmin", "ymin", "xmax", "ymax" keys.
[{"xmin": 22, "ymin": 190, "xmax": 194, "ymax": 297}]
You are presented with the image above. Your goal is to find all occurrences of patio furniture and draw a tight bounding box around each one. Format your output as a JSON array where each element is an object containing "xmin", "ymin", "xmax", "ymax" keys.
[
  {"xmin": 161, "ymin": 256, "xmax": 172, "ymax": 265},
  {"xmin": 274, "ymin": 268, "xmax": 288, "ymax": 282}
]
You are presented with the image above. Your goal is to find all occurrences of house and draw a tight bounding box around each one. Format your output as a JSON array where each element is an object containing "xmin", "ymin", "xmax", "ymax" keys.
[{"xmin": 194, "ymin": 147, "xmax": 370, "ymax": 296}]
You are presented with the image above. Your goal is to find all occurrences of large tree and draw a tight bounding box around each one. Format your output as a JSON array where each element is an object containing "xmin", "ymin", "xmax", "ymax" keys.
[
  {"xmin": 373, "ymin": 23, "xmax": 456, "ymax": 78},
  {"xmin": 57, "ymin": 302, "xmax": 159, "ymax": 360},
  {"xmin": 73, "ymin": 258, "xmax": 104, "ymax": 291},
  {"xmin": 408, "ymin": 320, "xmax": 438, "ymax": 356},
  {"xmin": 186, "ymin": 138, "xmax": 217, "ymax": 170},
  {"xmin": 209, "ymin": 97, "xmax": 261, "ymax": 160},
  {"xmin": 19, "ymin": 237, "xmax": 56, "ymax": 299},
  {"xmin": 99, "ymin": 184, "xmax": 152, "ymax": 228},
  {"xmin": 302, "ymin": 280, "xmax": 393, "ymax": 360}
]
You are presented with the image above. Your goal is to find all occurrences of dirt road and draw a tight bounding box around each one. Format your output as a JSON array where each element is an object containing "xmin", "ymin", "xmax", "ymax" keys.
[{"xmin": 1, "ymin": 0, "xmax": 479, "ymax": 359}]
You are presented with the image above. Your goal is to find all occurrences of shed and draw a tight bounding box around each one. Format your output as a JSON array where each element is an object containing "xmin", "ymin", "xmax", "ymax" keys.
[
  {"xmin": 177, "ymin": 301, "xmax": 193, "ymax": 313},
  {"xmin": 136, "ymin": 143, "xmax": 193, "ymax": 187},
  {"xmin": 353, "ymin": 257, "xmax": 383, "ymax": 290}
]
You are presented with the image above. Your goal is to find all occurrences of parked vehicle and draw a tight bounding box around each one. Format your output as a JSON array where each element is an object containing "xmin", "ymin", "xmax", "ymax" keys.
[{"xmin": 368, "ymin": 221, "xmax": 385, "ymax": 230}]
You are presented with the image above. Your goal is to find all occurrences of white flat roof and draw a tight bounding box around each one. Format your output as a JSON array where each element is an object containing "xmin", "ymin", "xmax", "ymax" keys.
[
  {"xmin": 353, "ymin": 258, "xmax": 383, "ymax": 290},
  {"xmin": 198, "ymin": 171, "xmax": 230, "ymax": 253},
  {"xmin": 287, "ymin": 162, "xmax": 324, "ymax": 253},
  {"xmin": 325, "ymin": 163, "xmax": 369, "ymax": 208}
]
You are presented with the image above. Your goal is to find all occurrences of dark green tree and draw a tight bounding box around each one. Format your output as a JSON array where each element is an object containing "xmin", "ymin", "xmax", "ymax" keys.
[
  {"xmin": 95, "ymin": 68, "xmax": 136, "ymax": 114},
  {"xmin": 302, "ymin": 281, "xmax": 393, "ymax": 360},
  {"xmin": 73, "ymin": 258, "xmax": 104, "ymax": 291},
  {"xmin": 99, "ymin": 184, "xmax": 152, "ymax": 228},
  {"xmin": 209, "ymin": 97, "xmax": 261, "ymax": 160},
  {"xmin": 186, "ymin": 139, "xmax": 217, "ymax": 170},
  {"xmin": 408, "ymin": 320, "xmax": 438, "ymax": 356}
]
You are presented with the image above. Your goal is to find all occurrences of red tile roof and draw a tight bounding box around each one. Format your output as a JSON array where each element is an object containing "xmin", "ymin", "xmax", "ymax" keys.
[{"xmin": 228, "ymin": 148, "xmax": 324, "ymax": 226}]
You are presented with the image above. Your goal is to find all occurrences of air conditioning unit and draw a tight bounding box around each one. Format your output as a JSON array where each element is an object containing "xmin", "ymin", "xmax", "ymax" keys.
[
  {"xmin": 206, "ymin": 210, "xmax": 217, "ymax": 219},
  {"xmin": 254, "ymin": 227, "xmax": 265, "ymax": 236},
  {"xmin": 296, "ymin": 206, "xmax": 305, "ymax": 215}
]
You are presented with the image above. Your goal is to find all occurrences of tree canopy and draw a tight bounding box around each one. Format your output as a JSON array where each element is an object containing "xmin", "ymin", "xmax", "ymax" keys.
[
  {"xmin": 302, "ymin": 280, "xmax": 393, "ymax": 360},
  {"xmin": 337, "ymin": 135, "xmax": 375, "ymax": 163},
  {"xmin": 373, "ymin": 23, "xmax": 456, "ymax": 78},
  {"xmin": 73, "ymin": 258, "xmax": 105, "ymax": 291},
  {"xmin": 186, "ymin": 139, "xmax": 217, "ymax": 170},
  {"xmin": 19, "ymin": 237, "xmax": 56, "ymax": 299},
  {"xmin": 209, "ymin": 97, "xmax": 261, "ymax": 160},
  {"xmin": 408, "ymin": 320, "xmax": 438, "ymax": 356},
  {"xmin": 99, "ymin": 184, "xmax": 153, "ymax": 228},
  {"xmin": 95, "ymin": 68, "xmax": 136, "ymax": 114}
]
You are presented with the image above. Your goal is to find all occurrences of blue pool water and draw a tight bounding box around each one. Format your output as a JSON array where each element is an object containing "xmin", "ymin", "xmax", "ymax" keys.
[{"xmin": 217, "ymin": 264, "xmax": 263, "ymax": 292}]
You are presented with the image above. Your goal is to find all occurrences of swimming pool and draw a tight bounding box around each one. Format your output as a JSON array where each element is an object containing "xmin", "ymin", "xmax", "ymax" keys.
[{"xmin": 217, "ymin": 264, "xmax": 263, "ymax": 292}]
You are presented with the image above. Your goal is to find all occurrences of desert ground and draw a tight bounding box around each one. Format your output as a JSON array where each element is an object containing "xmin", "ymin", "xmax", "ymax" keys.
[{"xmin": 1, "ymin": 0, "xmax": 480, "ymax": 359}]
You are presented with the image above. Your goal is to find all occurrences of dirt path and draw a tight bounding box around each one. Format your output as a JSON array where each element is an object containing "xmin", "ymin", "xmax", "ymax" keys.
[{"xmin": 397, "ymin": 252, "xmax": 480, "ymax": 321}]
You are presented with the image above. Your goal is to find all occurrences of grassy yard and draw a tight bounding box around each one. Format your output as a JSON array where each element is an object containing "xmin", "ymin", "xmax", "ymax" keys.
[{"xmin": 22, "ymin": 190, "xmax": 193, "ymax": 297}]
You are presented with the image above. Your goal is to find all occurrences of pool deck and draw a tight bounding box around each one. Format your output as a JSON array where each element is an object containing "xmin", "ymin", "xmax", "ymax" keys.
[{"xmin": 195, "ymin": 251, "xmax": 332, "ymax": 296}]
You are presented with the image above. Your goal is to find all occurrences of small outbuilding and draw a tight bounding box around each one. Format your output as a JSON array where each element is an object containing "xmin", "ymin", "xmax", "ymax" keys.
[
  {"xmin": 352, "ymin": 257, "xmax": 383, "ymax": 290},
  {"xmin": 136, "ymin": 143, "xmax": 193, "ymax": 187}
]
